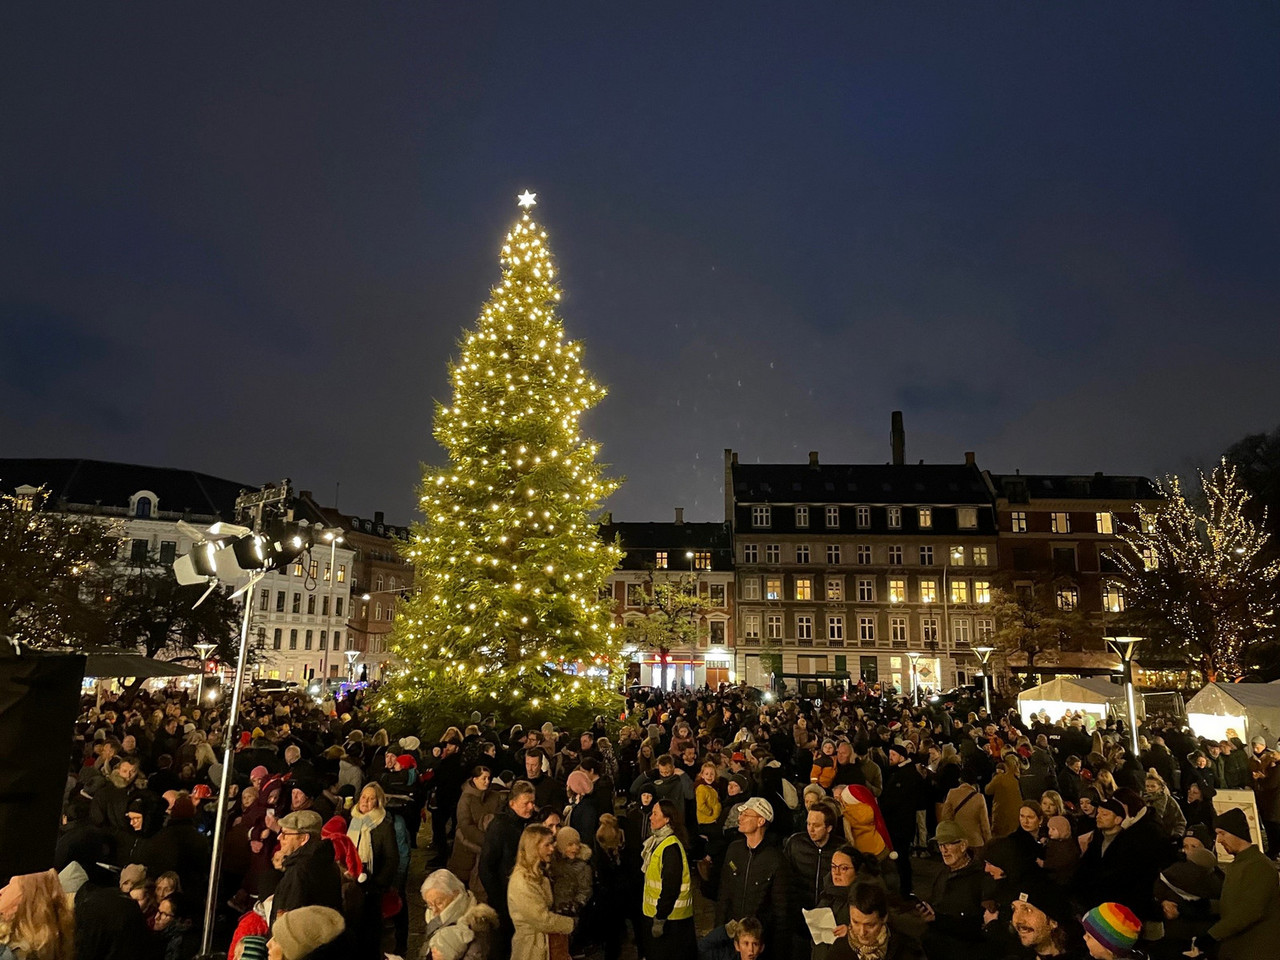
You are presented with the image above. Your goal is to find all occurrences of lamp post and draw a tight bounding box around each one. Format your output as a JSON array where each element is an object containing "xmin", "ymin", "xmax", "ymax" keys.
[
  {"xmin": 320, "ymin": 530, "xmax": 343, "ymax": 687},
  {"xmin": 193, "ymin": 642, "xmax": 217, "ymax": 706},
  {"xmin": 907, "ymin": 650, "xmax": 921, "ymax": 706},
  {"xmin": 345, "ymin": 648, "xmax": 359, "ymax": 684},
  {"xmin": 974, "ymin": 645, "xmax": 995, "ymax": 716},
  {"xmin": 1106, "ymin": 636, "xmax": 1142, "ymax": 758}
]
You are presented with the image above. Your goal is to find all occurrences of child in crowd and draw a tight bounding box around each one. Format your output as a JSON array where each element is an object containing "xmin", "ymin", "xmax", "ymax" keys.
[
  {"xmin": 1040, "ymin": 815, "xmax": 1080, "ymax": 886},
  {"xmin": 548, "ymin": 826, "xmax": 594, "ymax": 916}
]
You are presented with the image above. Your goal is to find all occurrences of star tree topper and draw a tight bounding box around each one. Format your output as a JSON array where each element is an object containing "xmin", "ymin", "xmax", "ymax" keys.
[{"xmin": 517, "ymin": 189, "xmax": 537, "ymax": 208}]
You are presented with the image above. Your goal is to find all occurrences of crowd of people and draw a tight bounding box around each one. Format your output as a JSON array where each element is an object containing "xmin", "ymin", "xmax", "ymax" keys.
[{"xmin": 3, "ymin": 678, "xmax": 1280, "ymax": 960}]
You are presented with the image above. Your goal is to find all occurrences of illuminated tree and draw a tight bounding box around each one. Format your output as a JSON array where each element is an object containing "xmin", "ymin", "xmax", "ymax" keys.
[
  {"xmin": 0, "ymin": 488, "xmax": 121, "ymax": 647},
  {"xmin": 1116, "ymin": 460, "xmax": 1280, "ymax": 680},
  {"xmin": 381, "ymin": 193, "xmax": 622, "ymax": 733}
]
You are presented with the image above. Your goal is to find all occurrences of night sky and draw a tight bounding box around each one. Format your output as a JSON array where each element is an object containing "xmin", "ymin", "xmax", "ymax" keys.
[{"xmin": 3, "ymin": 5, "xmax": 1277, "ymax": 524}]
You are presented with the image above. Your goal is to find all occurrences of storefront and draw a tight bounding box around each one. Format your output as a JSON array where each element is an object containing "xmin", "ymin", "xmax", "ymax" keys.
[{"xmin": 636, "ymin": 651, "xmax": 734, "ymax": 691}]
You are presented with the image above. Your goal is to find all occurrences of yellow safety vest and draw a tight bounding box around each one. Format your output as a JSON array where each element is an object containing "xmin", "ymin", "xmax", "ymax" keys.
[{"xmin": 642, "ymin": 835, "xmax": 693, "ymax": 920}]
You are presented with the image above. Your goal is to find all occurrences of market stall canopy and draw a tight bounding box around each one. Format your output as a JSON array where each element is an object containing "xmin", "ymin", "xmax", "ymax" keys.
[
  {"xmin": 1017, "ymin": 675, "xmax": 1128, "ymax": 724},
  {"xmin": 83, "ymin": 652, "xmax": 200, "ymax": 679},
  {"xmin": 1185, "ymin": 682, "xmax": 1280, "ymax": 744}
]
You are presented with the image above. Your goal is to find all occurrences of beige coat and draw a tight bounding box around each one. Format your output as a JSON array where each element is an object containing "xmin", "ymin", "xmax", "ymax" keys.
[
  {"xmin": 940, "ymin": 783, "xmax": 991, "ymax": 851},
  {"xmin": 508, "ymin": 869, "xmax": 574, "ymax": 960},
  {"xmin": 985, "ymin": 769, "xmax": 1022, "ymax": 838}
]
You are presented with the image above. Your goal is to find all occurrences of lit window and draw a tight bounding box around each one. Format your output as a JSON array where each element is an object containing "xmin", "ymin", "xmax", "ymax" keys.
[
  {"xmin": 826, "ymin": 544, "xmax": 841, "ymax": 564},
  {"xmin": 765, "ymin": 544, "xmax": 780, "ymax": 563},
  {"xmin": 1096, "ymin": 512, "xmax": 1114, "ymax": 534},
  {"xmin": 655, "ymin": 551, "xmax": 668, "ymax": 569},
  {"xmin": 918, "ymin": 507, "xmax": 933, "ymax": 528},
  {"xmin": 950, "ymin": 546, "xmax": 965, "ymax": 566},
  {"xmin": 752, "ymin": 506, "xmax": 771, "ymax": 528},
  {"xmin": 828, "ymin": 616, "xmax": 844, "ymax": 641},
  {"xmin": 857, "ymin": 578, "xmax": 874, "ymax": 602},
  {"xmin": 742, "ymin": 577, "xmax": 761, "ymax": 600},
  {"xmin": 626, "ymin": 584, "xmax": 645, "ymax": 607},
  {"xmin": 859, "ymin": 617, "xmax": 875, "ymax": 642},
  {"xmin": 826, "ymin": 506, "xmax": 840, "ymax": 528},
  {"xmin": 856, "ymin": 506, "xmax": 871, "ymax": 528},
  {"xmin": 766, "ymin": 577, "xmax": 782, "ymax": 601},
  {"xmin": 796, "ymin": 615, "xmax": 813, "ymax": 641},
  {"xmin": 1103, "ymin": 583, "xmax": 1125, "ymax": 613},
  {"xmin": 887, "ymin": 507, "xmax": 902, "ymax": 529},
  {"xmin": 888, "ymin": 545, "xmax": 903, "ymax": 564},
  {"xmin": 293, "ymin": 561, "xmax": 304, "ymax": 577},
  {"xmin": 920, "ymin": 579, "xmax": 938, "ymax": 603},
  {"xmin": 1051, "ymin": 512, "xmax": 1071, "ymax": 534},
  {"xmin": 742, "ymin": 544, "xmax": 758, "ymax": 563},
  {"xmin": 795, "ymin": 506, "xmax": 809, "ymax": 528},
  {"xmin": 1141, "ymin": 547, "xmax": 1158, "ymax": 571},
  {"xmin": 1011, "ymin": 511, "xmax": 1028, "ymax": 533},
  {"xmin": 795, "ymin": 544, "xmax": 811, "ymax": 564},
  {"xmin": 795, "ymin": 577, "xmax": 813, "ymax": 601},
  {"xmin": 953, "ymin": 619, "xmax": 971, "ymax": 645},
  {"xmin": 888, "ymin": 578, "xmax": 906, "ymax": 603},
  {"xmin": 973, "ymin": 546, "xmax": 989, "ymax": 566},
  {"xmin": 709, "ymin": 583, "xmax": 726, "ymax": 605},
  {"xmin": 919, "ymin": 545, "xmax": 934, "ymax": 565},
  {"xmin": 308, "ymin": 559, "xmax": 319, "ymax": 579},
  {"xmin": 374, "ymin": 601, "xmax": 382, "ymax": 620},
  {"xmin": 856, "ymin": 545, "xmax": 872, "ymax": 564},
  {"xmin": 957, "ymin": 507, "xmax": 978, "ymax": 529},
  {"xmin": 974, "ymin": 580, "xmax": 992, "ymax": 603},
  {"xmin": 951, "ymin": 580, "xmax": 969, "ymax": 603},
  {"xmin": 1057, "ymin": 587, "xmax": 1079, "ymax": 611},
  {"xmin": 695, "ymin": 551, "xmax": 712, "ymax": 570},
  {"xmin": 766, "ymin": 615, "xmax": 783, "ymax": 639},
  {"xmin": 826, "ymin": 579, "xmax": 843, "ymax": 601},
  {"xmin": 744, "ymin": 614, "xmax": 761, "ymax": 639},
  {"xmin": 891, "ymin": 617, "xmax": 907, "ymax": 643},
  {"xmin": 337, "ymin": 564, "xmax": 346, "ymax": 583}
]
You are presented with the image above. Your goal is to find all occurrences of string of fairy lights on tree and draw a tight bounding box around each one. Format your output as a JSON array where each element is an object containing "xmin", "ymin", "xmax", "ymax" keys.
[{"xmin": 381, "ymin": 191, "xmax": 623, "ymax": 727}]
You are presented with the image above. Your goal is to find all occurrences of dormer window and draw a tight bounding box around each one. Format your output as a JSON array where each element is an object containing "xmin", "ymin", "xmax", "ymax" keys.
[{"xmin": 131, "ymin": 490, "xmax": 158, "ymax": 518}]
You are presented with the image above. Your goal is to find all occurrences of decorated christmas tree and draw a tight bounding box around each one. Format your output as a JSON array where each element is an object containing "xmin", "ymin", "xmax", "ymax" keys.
[{"xmin": 381, "ymin": 192, "xmax": 623, "ymax": 733}]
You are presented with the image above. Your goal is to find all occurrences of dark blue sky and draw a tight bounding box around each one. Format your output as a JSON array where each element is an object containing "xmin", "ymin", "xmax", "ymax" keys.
[{"xmin": 2, "ymin": 4, "xmax": 1277, "ymax": 523}]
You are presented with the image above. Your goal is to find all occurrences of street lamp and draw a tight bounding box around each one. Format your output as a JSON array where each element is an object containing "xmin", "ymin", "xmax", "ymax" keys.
[
  {"xmin": 1106, "ymin": 636, "xmax": 1142, "ymax": 758},
  {"xmin": 907, "ymin": 650, "xmax": 921, "ymax": 706},
  {"xmin": 345, "ymin": 648, "xmax": 359, "ymax": 684},
  {"xmin": 974, "ymin": 645, "xmax": 995, "ymax": 716},
  {"xmin": 320, "ymin": 530, "xmax": 344, "ymax": 687},
  {"xmin": 193, "ymin": 642, "xmax": 217, "ymax": 705}
]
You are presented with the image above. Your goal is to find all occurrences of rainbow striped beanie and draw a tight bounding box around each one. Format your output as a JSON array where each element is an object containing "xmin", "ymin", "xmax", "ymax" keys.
[{"xmin": 1082, "ymin": 902, "xmax": 1141, "ymax": 953}]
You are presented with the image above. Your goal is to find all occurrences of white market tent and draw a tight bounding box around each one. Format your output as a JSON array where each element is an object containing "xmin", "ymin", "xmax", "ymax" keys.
[
  {"xmin": 1185, "ymin": 682, "xmax": 1280, "ymax": 744},
  {"xmin": 1017, "ymin": 675, "xmax": 1128, "ymax": 725}
]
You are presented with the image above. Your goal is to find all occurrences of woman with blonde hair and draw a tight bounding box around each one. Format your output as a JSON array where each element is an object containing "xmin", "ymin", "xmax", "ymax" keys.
[
  {"xmin": 0, "ymin": 870, "xmax": 75, "ymax": 960},
  {"xmin": 508, "ymin": 826, "xmax": 574, "ymax": 960}
]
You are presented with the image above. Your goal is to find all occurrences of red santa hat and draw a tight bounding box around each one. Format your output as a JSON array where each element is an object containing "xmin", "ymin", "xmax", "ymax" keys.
[
  {"xmin": 228, "ymin": 906, "xmax": 269, "ymax": 960},
  {"xmin": 835, "ymin": 784, "xmax": 897, "ymax": 858},
  {"xmin": 322, "ymin": 815, "xmax": 365, "ymax": 881}
]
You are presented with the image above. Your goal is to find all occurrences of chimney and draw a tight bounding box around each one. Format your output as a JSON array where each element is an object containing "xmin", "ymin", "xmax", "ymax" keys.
[
  {"xmin": 891, "ymin": 411, "xmax": 905, "ymax": 466},
  {"xmin": 374, "ymin": 511, "xmax": 384, "ymax": 525},
  {"xmin": 964, "ymin": 452, "xmax": 975, "ymax": 467},
  {"xmin": 808, "ymin": 451, "xmax": 819, "ymax": 469},
  {"xmin": 674, "ymin": 507, "xmax": 684, "ymax": 525}
]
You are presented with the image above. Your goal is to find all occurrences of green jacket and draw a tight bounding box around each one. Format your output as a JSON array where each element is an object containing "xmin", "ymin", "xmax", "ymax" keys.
[{"xmin": 1208, "ymin": 843, "xmax": 1280, "ymax": 960}]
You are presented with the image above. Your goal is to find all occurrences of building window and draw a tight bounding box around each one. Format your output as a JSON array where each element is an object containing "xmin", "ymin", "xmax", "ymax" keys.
[
  {"xmin": 888, "ymin": 578, "xmax": 906, "ymax": 603},
  {"xmin": 795, "ymin": 506, "xmax": 809, "ymax": 528},
  {"xmin": 856, "ymin": 506, "xmax": 871, "ymax": 528},
  {"xmin": 323, "ymin": 563, "xmax": 331, "ymax": 582},
  {"xmin": 795, "ymin": 577, "xmax": 813, "ymax": 601},
  {"xmin": 272, "ymin": 628, "xmax": 282, "ymax": 649},
  {"xmin": 795, "ymin": 544, "xmax": 811, "ymax": 564},
  {"xmin": 335, "ymin": 597, "xmax": 344, "ymax": 617},
  {"xmin": 1096, "ymin": 512, "xmax": 1114, "ymax": 534},
  {"xmin": 766, "ymin": 615, "xmax": 783, "ymax": 640},
  {"xmin": 742, "ymin": 544, "xmax": 758, "ymax": 563},
  {"xmin": 259, "ymin": 589, "xmax": 270, "ymax": 611},
  {"xmin": 859, "ymin": 617, "xmax": 875, "ymax": 643},
  {"xmin": 1057, "ymin": 587, "xmax": 1079, "ymax": 611},
  {"xmin": 957, "ymin": 507, "xmax": 978, "ymax": 529},
  {"xmin": 752, "ymin": 506, "xmax": 771, "ymax": 528},
  {"xmin": 1051, "ymin": 512, "xmax": 1071, "ymax": 534},
  {"xmin": 337, "ymin": 564, "xmax": 346, "ymax": 583},
  {"xmin": 888, "ymin": 545, "xmax": 903, "ymax": 565},
  {"xmin": 304, "ymin": 630, "xmax": 313, "ymax": 650},
  {"xmin": 951, "ymin": 580, "xmax": 969, "ymax": 603},
  {"xmin": 129, "ymin": 539, "xmax": 149, "ymax": 565},
  {"xmin": 694, "ymin": 551, "xmax": 712, "ymax": 570},
  {"xmin": 974, "ymin": 580, "xmax": 992, "ymax": 603},
  {"xmin": 891, "ymin": 617, "xmax": 907, "ymax": 644},
  {"xmin": 292, "ymin": 593, "xmax": 301, "ymax": 614},
  {"xmin": 158, "ymin": 541, "xmax": 176, "ymax": 565},
  {"xmin": 709, "ymin": 583, "xmax": 726, "ymax": 605},
  {"xmin": 921, "ymin": 617, "xmax": 939, "ymax": 645},
  {"xmin": 953, "ymin": 618, "xmax": 971, "ymax": 646},
  {"xmin": 710, "ymin": 620, "xmax": 726, "ymax": 645},
  {"xmin": 626, "ymin": 584, "xmax": 645, "ymax": 607},
  {"xmin": 134, "ymin": 497, "xmax": 152, "ymax": 518},
  {"xmin": 973, "ymin": 546, "xmax": 989, "ymax": 566},
  {"xmin": 919, "ymin": 545, "xmax": 934, "ymax": 565},
  {"xmin": 976, "ymin": 618, "xmax": 994, "ymax": 640},
  {"xmin": 918, "ymin": 507, "xmax": 933, "ymax": 528},
  {"xmin": 322, "ymin": 596, "xmax": 330, "ymax": 616},
  {"xmin": 293, "ymin": 561, "xmax": 304, "ymax": 577},
  {"xmin": 796, "ymin": 615, "xmax": 813, "ymax": 641},
  {"xmin": 887, "ymin": 507, "xmax": 902, "ymax": 529},
  {"xmin": 1011, "ymin": 511, "xmax": 1028, "ymax": 533},
  {"xmin": 289, "ymin": 629, "xmax": 298, "ymax": 650},
  {"xmin": 655, "ymin": 551, "xmax": 668, "ymax": 569},
  {"xmin": 950, "ymin": 546, "xmax": 965, "ymax": 566},
  {"xmin": 765, "ymin": 544, "xmax": 780, "ymax": 563},
  {"xmin": 919, "ymin": 578, "xmax": 938, "ymax": 603},
  {"xmin": 826, "ymin": 544, "xmax": 841, "ymax": 564},
  {"xmin": 828, "ymin": 616, "xmax": 844, "ymax": 642},
  {"xmin": 374, "ymin": 601, "xmax": 382, "ymax": 620},
  {"xmin": 825, "ymin": 506, "xmax": 840, "ymax": 528},
  {"xmin": 744, "ymin": 614, "xmax": 761, "ymax": 639},
  {"xmin": 1141, "ymin": 547, "xmax": 1158, "ymax": 571},
  {"xmin": 742, "ymin": 577, "xmax": 761, "ymax": 600},
  {"xmin": 766, "ymin": 577, "xmax": 782, "ymax": 601},
  {"xmin": 307, "ymin": 594, "xmax": 316, "ymax": 615},
  {"xmin": 826, "ymin": 578, "xmax": 843, "ymax": 601},
  {"xmin": 308, "ymin": 559, "xmax": 319, "ymax": 579},
  {"xmin": 1053, "ymin": 547, "xmax": 1077, "ymax": 573},
  {"xmin": 1103, "ymin": 583, "xmax": 1126, "ymax": 613},
  {"xmin": 276, "ymin": 591, "xmax": 286, "ymax": 612},
  {"xmin": 318, "ymin": 630, "xmax": 327, "ymax": 650},
  {"xmin": 857, "ymin": 578, "xmax": 875, "ymax": 602},
  {"xmin": 856, "ymin": 545, "xmax": 872, "ymax": 565}
]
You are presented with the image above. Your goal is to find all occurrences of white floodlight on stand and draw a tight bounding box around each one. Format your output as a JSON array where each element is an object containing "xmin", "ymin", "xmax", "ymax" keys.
[{"xmin": 974, "ymin": 645, "xmax": 996, "ymax": 715}]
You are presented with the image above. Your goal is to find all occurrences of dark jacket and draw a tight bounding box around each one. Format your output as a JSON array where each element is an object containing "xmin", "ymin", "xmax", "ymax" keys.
[
  {"xmin": 715, "ymin": 837, "xmax": 787, "ymax": 945},
  {"xmin": 135, "ymin": 818, "xmax": 210, "ymax": 898},
  {"xmin": 75, "ymin": 877, "xmax": 161, "ymax": 960},
  {"xmin": 529, "ymin": 773, "xmax": 566, "ymax": 810},
  {"xmin": 881, "ymin": 761, "xmax": 927, "ymax": 836},
  {"xmin": 1208, "ymin": 842, "xmax": 1280, "ymax": 960},
  {"xmin": 781, "ymin": 831, "xmax": 837, "ymax": 912},
  {"xmin": 478, "ymin": 805, "xmax": 534, "ymax": 917},
  {"xmin": 923, "ymin": 857, "xmax": 985, "ymax": 945},
  {"xmin": 271, "ymin": 836, "xmax": 343, "ymax": 922}
]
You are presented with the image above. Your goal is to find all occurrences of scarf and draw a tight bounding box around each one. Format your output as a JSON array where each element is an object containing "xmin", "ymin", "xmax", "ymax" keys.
[
  {"xmin": 348, "ymin": 805, "xmax": 386, "ymax": 870},
  {"xmin": 846, "ymin": 923, "xmax": 889, "ymax": 960},
  {"xmin": 641, "ymin": 823, "xmax": 674, "ymax": 873}
]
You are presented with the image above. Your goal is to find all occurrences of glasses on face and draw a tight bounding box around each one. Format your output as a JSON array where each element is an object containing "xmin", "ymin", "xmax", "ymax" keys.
[{"xmin": 831, "ymin": 863, "xmax": 855, "ymax": 873}]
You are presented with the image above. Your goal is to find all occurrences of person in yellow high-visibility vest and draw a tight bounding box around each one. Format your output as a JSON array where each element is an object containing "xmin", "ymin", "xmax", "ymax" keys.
[{"xmin": 640, "ymin": 799, "xmax": 696, "ymax": 960}]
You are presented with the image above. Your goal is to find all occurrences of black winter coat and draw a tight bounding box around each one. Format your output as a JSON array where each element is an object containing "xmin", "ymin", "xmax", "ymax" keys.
[
  {"xmin": 135, "ymin": 819, "xmax": 210, "ymax": 898},
  {"xmin": 715, "ymin": 837, "xmax": 787, "ymax": 945},
  {"xmin": 75, "ymin": 880, "xmax": 161, "ymax": 960},
  {"xmin": 271, "ymin": 836, "xmax": 343, "ymax": 922},
  {"xmin": 477, "ymin": 806, "xmax": 534, "ymax": 917},
  {"xmin": 881, "ymin": 761, "xmax": 926, "ymax": 835}
]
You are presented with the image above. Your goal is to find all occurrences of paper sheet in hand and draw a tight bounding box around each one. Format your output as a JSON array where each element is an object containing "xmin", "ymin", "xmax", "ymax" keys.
[{"xmin": 803, "ymin": 907, "xmax": 838, "ymax": 944}]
